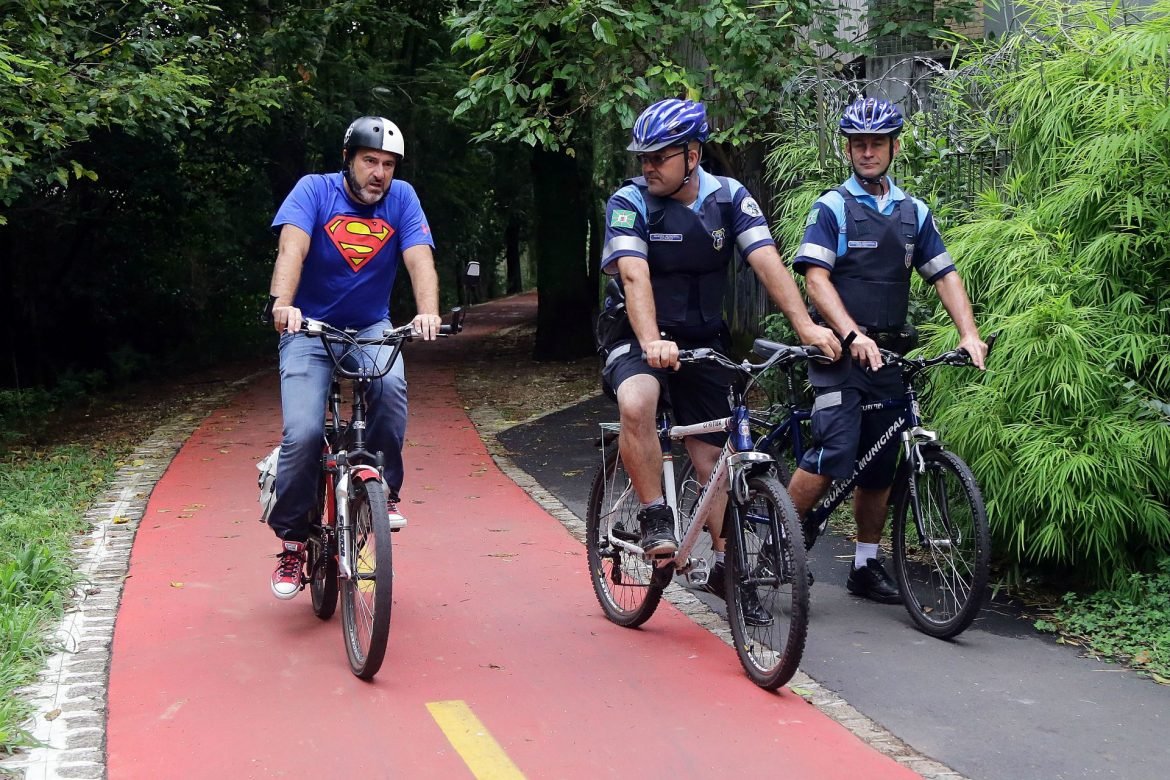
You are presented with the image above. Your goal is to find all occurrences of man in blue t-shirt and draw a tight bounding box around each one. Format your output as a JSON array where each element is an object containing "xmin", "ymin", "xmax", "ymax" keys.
[
  {"xmin": 786, "ymin": 98, "xmax": 987, "ymax": 604},
  {"xmin": 600, "ymin": 98, "xmax": 840, "ymax": 623},
  {"xmin": 264, "ymin": 116, "xmax": 441, "ymax": 600}
]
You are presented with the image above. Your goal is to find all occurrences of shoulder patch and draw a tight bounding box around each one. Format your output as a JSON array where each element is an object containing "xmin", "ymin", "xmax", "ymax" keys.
[
  {"xmin": 610, "ymin": 209, "xmax": 636, "ymax": 229},
  {"xmin": 804, "ymin": 207, "xmax": 819, "ymax": 227},
  {"xmin": 740, "ymin": 196, "xmax": 762, "ymax": 218}
]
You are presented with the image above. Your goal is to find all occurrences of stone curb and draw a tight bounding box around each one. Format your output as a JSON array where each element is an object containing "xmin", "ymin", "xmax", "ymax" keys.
[
  {"xmin": 468, "ymin": 396, "xmax": 969, "ymax": 780},
  {"xmin": 0, "ymin": 374, "xmax": 261, "ymax": 780}
]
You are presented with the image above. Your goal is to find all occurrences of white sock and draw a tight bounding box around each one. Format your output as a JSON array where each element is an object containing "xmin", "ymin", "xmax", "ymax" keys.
[
  {"xmin": 854, "ymin": 542, "xmax": 879, "ymax": 570},
  {"xmin": 641, "ymin": 497, "xmax": 665, "ymax": 510},
  {"xmin": 714, "ymin": 551, "xmax": 725, "ymax": 564}
]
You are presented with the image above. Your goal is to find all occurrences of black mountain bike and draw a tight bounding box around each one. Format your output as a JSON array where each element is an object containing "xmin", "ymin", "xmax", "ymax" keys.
[
  {"xmin": 301, "ymin": 309, "xmax": 463, "ymax": 678},
  {"xmin": 749, "ymin": 335, "xmax": 997, "ymax": 639}
]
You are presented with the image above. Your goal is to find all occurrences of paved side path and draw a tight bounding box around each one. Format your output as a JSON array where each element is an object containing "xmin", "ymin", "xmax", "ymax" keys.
[
  {"xmin": 12, "ymin": 295, "xmax": 926, "ymax": 779},
  {"xmin": 493, "ymin": 301, "xmax": 1170, "ymax": 780}
]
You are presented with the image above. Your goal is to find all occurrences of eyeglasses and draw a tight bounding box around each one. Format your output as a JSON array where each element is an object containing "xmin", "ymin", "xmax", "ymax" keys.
[{"xmin": 635, "ymin": 149, "xmax": 686, "ymax": 168}]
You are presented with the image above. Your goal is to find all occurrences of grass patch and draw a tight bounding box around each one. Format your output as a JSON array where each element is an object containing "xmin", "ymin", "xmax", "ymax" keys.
[
  {"xmin": 0, "ymin": 445, "xmax": 124, "ymax": 753},
  {"xmin": 1034, "ymin": 557, "xmax": 1170, "ymax": 682}
]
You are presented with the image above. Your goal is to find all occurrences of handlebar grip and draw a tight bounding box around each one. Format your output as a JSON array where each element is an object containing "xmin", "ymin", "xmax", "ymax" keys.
[
  {"xmin": 985, "ymin": 331, "xmax": 999, "ymax": 358},
  {"xmin": 439, "ymin": 306, "xmax": 466, "ymax": 336}
]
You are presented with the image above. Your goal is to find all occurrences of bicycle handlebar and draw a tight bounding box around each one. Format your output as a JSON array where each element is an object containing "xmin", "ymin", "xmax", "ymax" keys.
[
  {"xmin": 878, "ymin": 331, "xmax": 998, "ymax": 375},
  {"xmin": 304, "ymin": 306, "xmax": 466, "ymax": 343},
  {"xmin": 300, "ymin": 307, "xmax": 465, "ymax": 381}
]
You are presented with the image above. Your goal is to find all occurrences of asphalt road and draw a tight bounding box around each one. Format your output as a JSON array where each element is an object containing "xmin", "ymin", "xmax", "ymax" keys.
[{"xmin": 497, "ymin": 393, "xmax": 1169, "ymax": 780}]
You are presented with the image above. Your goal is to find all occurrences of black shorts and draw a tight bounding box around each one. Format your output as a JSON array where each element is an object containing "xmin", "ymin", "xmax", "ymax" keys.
[
  {"xmin": 798, "ymin": 363, "xmax": 905, "ymax": 489},
  {"xmin": 601, "ymin": 336, "xmax": 734, "ymax": 447}
]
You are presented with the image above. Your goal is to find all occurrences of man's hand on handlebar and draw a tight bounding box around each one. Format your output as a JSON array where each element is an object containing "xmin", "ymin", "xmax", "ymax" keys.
[
  {"xmin": 795, "ymin": 323, "xmax": 841, "ymax": 363},
  {"xmin": 957, "ymin": 334, "xmax": 989, "ymax": 370},
  {"xmin": 849, "ymin": 331, "xmax": 883, "ymax": 371},
  {"xmin": 411, "ymin": 312, "xmax": 443, "ymax": 341},
  {"xmin": 272, "ymin": 304, "xmax": 303, "ymax": 335},
  {"xmin": 643, "ymin": 339, "xmax": 680, "ymax": 371}
]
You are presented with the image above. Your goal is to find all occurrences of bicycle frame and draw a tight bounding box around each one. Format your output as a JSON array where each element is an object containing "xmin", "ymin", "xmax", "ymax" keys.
[
  {"xmin": 319, "ymin": 349, "xmax": 401, "ymax": 581},
  {"xmin": 598, "ymin": 356, "xmax": 779, "ymax": 584},
  {"xmin": 308, "ymin": 313, "xmax": 467, "ymax": 580},
  {"xmin": 754, "ymin": 334, "xmax": 997, "ymax": 541}
]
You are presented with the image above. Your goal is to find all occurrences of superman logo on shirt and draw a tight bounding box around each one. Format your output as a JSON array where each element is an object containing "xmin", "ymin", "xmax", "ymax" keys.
[{"xmin": 326, "ymin": 216, "xmax": 395, "ymax": 271}]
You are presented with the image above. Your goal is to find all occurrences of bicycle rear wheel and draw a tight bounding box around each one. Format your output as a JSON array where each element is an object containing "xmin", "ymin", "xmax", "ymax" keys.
[
  {"xmin": 307, "ymin": 529, "xmax": 338, "ymax": 620},
  {"xmin": 340, "ymin": 477, "xmax": 393, "ymax": 678},
  {"xmin": 892, "ymin": 449, "xmax": 990, "ymax": 639},
  {"xmin": 308, "ymin": 472, "xmax": 338, "ymax": 619},
  {"xmin": 586, "ymin": 446, "xmax": 671, "ymax": 628},
  {"xmin": 725, "ymin": 474, "xmax": 809, "ymax": 690}
]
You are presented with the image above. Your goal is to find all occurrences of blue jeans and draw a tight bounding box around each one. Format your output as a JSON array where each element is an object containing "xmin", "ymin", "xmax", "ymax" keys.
[{"xmin": 267, "ymin": 320, "xmax": 408, "ymax": 542}]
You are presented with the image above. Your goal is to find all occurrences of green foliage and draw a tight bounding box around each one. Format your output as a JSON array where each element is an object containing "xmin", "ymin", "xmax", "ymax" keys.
[
  {"xmin": 918, "ymin": 0, "xmax": 1170, "ymax": 586},
  {"xmin": 762, "ymin": 0, "xmax": 1170, "ymax": 587},
  {"xmin": 0, "ymin": 444, "xmax": 118, "ymax": 750},
  {"xmin": 1035, "ymin": 557, "xmax": 1170, "ymax": 681},
  {"xmin": 0, "ymin": 0, "xmax": 226, "ymax": 222},
  {"xmin": 447, "ymin": 0, "xmax": 973, "ymax": 151}
]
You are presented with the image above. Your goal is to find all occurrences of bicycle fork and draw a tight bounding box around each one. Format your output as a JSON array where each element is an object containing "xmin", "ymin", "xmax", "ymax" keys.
[
  {"xmin": 902, "ymin": 426, "xmax": 959, "ymax": 550},
  {"xmin": 333, "ymin": 462, "xmax": 383, "ymax": 579}
]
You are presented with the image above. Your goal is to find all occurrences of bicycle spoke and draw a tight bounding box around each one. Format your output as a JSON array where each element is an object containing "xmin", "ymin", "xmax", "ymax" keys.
[{"xmin": 894, "ymin": 451, "xmax": 989, "ymax": 639}]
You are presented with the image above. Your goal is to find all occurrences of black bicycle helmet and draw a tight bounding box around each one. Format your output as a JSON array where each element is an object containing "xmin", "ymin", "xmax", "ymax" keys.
[{"xmin": 342, "ymin": 116, "xmax": 405, "ymax": 160}]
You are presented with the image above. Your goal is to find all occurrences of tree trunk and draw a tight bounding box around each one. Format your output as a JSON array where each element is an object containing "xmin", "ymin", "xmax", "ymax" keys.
[
  {"xmin": 530, "ymin": 146, "xmax": 594, "ymax": 360},
  {"xmin": 505, "ymin": 214, "xmax": 522, "ymax": 294}
]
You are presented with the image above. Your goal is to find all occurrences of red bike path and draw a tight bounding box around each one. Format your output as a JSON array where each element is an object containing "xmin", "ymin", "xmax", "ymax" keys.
[{"xmin": 105, "ymin": 295, "xmax": 917, "ymax": 779}]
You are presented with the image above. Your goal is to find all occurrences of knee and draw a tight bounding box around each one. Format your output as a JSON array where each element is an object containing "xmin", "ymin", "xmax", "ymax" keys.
[{"xmin": 616, "ymin": 382, "xmax": 658, "ymax": 430}]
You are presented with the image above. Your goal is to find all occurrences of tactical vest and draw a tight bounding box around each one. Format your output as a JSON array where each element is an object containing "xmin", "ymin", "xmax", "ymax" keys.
[
  {"xmin": 817, "ymin": 186, "xmax": 917, "ymax": 332},
  {"xmin": 628, "ymin": 175, "xmax": 736, "ymax": 340}
]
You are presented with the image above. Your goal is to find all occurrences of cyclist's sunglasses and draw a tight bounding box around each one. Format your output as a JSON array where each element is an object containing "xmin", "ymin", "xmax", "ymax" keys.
[{"xmin": 635, "ymin": 148, "xmax": 687, "ymax": 167}]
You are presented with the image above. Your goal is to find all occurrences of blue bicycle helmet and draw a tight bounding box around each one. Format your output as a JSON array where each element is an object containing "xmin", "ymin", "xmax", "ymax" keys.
[
  {"xmin": 839, "ymin": 98, "xmax": 903, "ymax": 137},
  {"xmin": 628, "ymin": 99, "xmax": 710, "ymax": 152}
]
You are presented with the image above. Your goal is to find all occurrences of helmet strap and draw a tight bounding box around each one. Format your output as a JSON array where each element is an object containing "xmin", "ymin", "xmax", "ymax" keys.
[
  {"xmin": 847, "ymin": 137, "xmax": 895, "ymax": 189},
  {"xmin": 663, "ymin": 143, "xmax": 695, "ymax": 199},
  {"xmin": 342, "ymin": 152, "xmax": 388, "ymax": 205}
]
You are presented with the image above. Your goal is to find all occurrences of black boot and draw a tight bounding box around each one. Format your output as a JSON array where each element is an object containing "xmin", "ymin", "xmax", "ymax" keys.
[
  {"xmin": 704, "ymin": 562, "xmax": 773, "ymax": 626},
  {"xmin": 846, "ymin": 558, "xmax": 902, "ymax": 604},
  {"xmin": 637, "ymin": 504, "xmax": 678, "ymax": 555}
]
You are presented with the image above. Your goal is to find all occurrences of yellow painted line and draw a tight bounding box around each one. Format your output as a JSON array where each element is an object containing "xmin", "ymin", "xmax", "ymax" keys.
[{"xmin": 427, "ymin": 700, "xmax": 526, "ymax": 779}]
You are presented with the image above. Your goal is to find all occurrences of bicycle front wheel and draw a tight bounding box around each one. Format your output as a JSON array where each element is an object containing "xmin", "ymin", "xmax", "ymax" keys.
[
  {"xmin": 585, "ymin": 447, "xmax": 670, "ymax": 628},
  {"xmin": 340, "ymin": 477, "xmax": 393, "ymax": 679},
  {"xmin": 892, "ymin": 449, "xmax": 990, "ymax": 639},
  {"xmin": 725, "ymin": 474, "xmax": 809, "ymax": 690}
]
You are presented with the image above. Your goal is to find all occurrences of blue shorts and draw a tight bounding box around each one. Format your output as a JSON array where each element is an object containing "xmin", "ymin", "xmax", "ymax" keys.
[
  {"xmin": 601, "ymin": 335, "xmax": 733, "ymax": 447},
  {"xmin": 798, "ymin": 365, "xmax": 905, "ymax": 489}
]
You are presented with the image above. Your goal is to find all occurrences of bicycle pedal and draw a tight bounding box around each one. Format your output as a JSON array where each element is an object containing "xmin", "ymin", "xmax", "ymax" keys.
[{"xmin": 686, "ymin": 568, "xmax": 711, "ymax": 587}]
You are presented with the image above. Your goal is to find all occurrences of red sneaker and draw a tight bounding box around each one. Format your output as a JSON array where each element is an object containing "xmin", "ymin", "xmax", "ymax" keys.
[{"xmin": 270, "ymin": 540, "xmax": 305, "ymax": 600}]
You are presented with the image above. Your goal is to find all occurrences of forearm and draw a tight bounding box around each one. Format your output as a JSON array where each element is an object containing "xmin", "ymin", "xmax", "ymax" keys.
[
  {"xmin": 616, "ymin": 261, "xmax": 660, "ymax": 346},
  {"xmin": 747, "ymin": 246, "xmax": 818, "ymax": 333},
  {"xmin": 269, "ymin": 225, "xmax": 311, "ymax": 304},
  {"xmin": 934, "ymin": 273, "xmax": 979, "ymax": 339},
  {"xmin": 402, "ymin": 246, "xmax": 440, "ymax": 316},
  {"xmin": 806, "ymin": 272, "xmax": 860, "ymax": 338}
]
